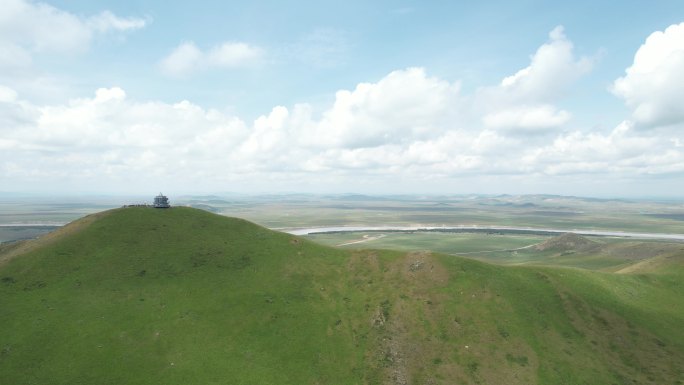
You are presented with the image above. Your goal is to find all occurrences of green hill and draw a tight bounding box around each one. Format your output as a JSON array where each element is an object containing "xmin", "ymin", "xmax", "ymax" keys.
[
  {"xmin": 1, "ymin": 207, "xmax": 683, "ymax": 384},
  {"xmin": 534, "ymin": 233, "xmax": 598, "ymax": 252}
]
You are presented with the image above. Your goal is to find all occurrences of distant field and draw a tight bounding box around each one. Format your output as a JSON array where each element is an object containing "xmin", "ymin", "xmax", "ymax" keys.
[
  {"xmin": 308, "ymin": 231, "xmax": 547, "ymax": 254},
  {"xmin": 0, "ymin": 198, "xmax": 123, "ymax": 225},
  {"xmin": 2, "ymin": 194, "xmax": 684, "ymax": 258},
  {"xmin": 206, "ymin": 196, "xmax": 684, "ymax": 234},
  {"xmin": 2, "ymin": 194, "xmax": 684, "ymax": 234},
  {"xmin": 0, "ymin": 226, "xmax": 60, "ymax": 244},
  {"xmin": 306, "ymin": 231, "xmax": 684, "ymax": 272}
]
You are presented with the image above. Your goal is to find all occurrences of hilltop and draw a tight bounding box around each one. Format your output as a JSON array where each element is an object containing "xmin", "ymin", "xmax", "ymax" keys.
[
  {"xmin": 1, "ymin": 207, "xmax": 683, "ymax": 384},
  {"xmin": 535, "ymin": 232, "xmax": 598, "ymax": 252}
]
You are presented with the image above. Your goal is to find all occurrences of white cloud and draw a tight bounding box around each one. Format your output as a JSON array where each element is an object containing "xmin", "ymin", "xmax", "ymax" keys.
[
  {"xmin": 207, "ymin": 42, "xmax": 263, "ymax": 67},
  {"xmin": 483, "ymin": 105, "xmax": 571, "ymax": 131},
  {"xmin": 522, "ymin": 121, "xmax": 684, "ymax": 176},
  {"xmin": 4, "ymin": 67, "xmax": 681, "ymax": 191},
  {"xmin": 477, "ymin": 26, "xmax": 592, "ymax": 133},
  {"xmin": 3, "ymin": 26, "xmax": 682, "ymax": 193},
  {"xmin": 307, "ymin": 67, "xmax": 461, "ymax": 148},
  {"xmin": 0, "ymin": 84, "xmax": 37, "ymax": 130},
  {"xmin": 0, "ymin": 0, "xmax": 146, "ymax": 68},
  {"xmin": 26, "ymin": 87, "xmax": 247, "ymax": 152},
  {"xmin": 0, "ymin": 85, "xmax": 18, "ymax": 103},
  {"xmin": 86, "ymin": 10, "xmax": 147, "ymax": 33},
  {"xmin": 612, "ymin": 22, "xmax": 684, "ymax": 128},
  {"xmin": 159, "ymin": 42, "xmax": 203, "ymax": 77},
  {"xmin": 0, "ymin": 0, "xmax": 90, "ymax": 53},
  {"xmin": 0, "ymin": 42, "xmax": 33, "ymax": 69},
  {"xmin": 160, "ymin": 41, "xmax": 264, "ymax": 76},
  {"xmin": 497, "ymin": 26, "xmax": 593, "ymax": 103}
]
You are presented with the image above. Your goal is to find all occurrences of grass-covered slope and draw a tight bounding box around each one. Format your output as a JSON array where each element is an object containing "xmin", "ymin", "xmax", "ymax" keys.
[
  {"xmin": 1, "ymin": 207, "xmax": 683, "ymax": 384},
  {"xmin": 0, "ymin": 207, "xmax": 363, "ymax": 384}
]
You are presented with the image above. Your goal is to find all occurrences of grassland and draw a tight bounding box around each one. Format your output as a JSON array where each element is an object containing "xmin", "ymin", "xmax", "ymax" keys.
[
  {"xmin": 1, "ymin": 207, "xmax": 683, "ymax": 384},
  {"xmin": 0, "ymin": 197, "xmax": 124, "ymax": 225},
  {"xmin": 307, "ymin": 230, "xmax": 684, "ymax": 271},
  {"xmin": 203, "ymin": 194, "xmax": 684, "ymax": 234},
  {"xmin": 0, "ymin": 226, "xmax": 59, "ymax": 244},
  {"xmin": 308, "ymin": 231, "xmax": 547, "ymax": 253},
  {"xmin": 3, "ymin": 194, "xmax": 684, "ymax": 234}
]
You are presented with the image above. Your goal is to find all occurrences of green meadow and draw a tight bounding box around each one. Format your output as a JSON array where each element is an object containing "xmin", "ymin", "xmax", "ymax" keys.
[
  {"xmin": 3, "ymin": 194, "xmax": 684, "ymax": 235},
  {"xmin": 308, "ymin": 231, "xmax": 547, "ymax": 253},
  {"xmin": 1, "ymin": 207, "xmax": 683, "ymax": 384},
  {"xmin": 307, "ymin": 231, "xmax": 684, "ymax": 271}
]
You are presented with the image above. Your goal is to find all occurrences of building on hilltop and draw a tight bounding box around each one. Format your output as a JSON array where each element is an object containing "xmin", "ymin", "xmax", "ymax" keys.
[{"xmin": 153, "ymin": 193, "xmax": 170, "ymax": 208}]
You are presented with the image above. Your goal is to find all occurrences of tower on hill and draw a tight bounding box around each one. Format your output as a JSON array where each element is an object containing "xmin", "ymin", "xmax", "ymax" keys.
[{"xmin": 153, "ymin": 193, "xmax": 170, "ymax": 208}]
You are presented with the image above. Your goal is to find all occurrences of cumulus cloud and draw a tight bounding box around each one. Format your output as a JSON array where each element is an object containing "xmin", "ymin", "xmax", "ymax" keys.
[
  {"xmin": 497, "ymin": 26, "xmax": 593, "ymax": 102},
  {"xmin": 158, "ymin": 42, "xmax": 202, "ymax": 77},
  {"xmin": 478, "ymin": 26, "xmax": 592, "ymax": 133},
  {"xmin": 612, "ymin": 22, "xmax": 684, "ymax": 128},
  {"xmin": 160, "ymin": 41, "xmax": 264, "ymax": 76},
  {"xmin": 522, "ymin": 121, "xmax": 684, "ymax": 175},
  {"xmin": 3, "ymin": 72, "xmax": 682, "ymax": 192},
  {"xmin": 0, "ymin": 0, "xmax": 146, "ymax": 69},
  {"xmin": 1, "ymin": 0, "xmax": 90, "ymax": 53},
  {"xmin": 0, "ymin": 72, "xmax": 470, "ymax": 189},
  {"xmin": 3, "ymin": 25, "xmax": 683, "ymax": 192},
  {"xmin": 30, "ymin": 87, "xmax": 247, "ymax": 152},
  {"xmin": 308, "ymin": 67, "xmax": 462, "ymax": 148}
]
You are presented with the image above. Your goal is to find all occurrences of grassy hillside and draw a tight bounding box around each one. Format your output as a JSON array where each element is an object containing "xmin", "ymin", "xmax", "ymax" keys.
[{"xmin": 1, "ymin": 207, "xmax": 683, "ymax": 384}]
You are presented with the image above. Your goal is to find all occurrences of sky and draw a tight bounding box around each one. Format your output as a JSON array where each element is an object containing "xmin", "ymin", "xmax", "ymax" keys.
[{"xmin": 1, "ymin": 0, "xmax": 684, "ymax": 197}]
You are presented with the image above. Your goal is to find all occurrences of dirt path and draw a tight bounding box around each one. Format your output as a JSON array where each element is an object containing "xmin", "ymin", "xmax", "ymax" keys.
[
  {"xmin": 453, "ymin": 242, "xmax": 541, "ymax": 255},
  {"xmin": 335, "ymin": 233, "xmax": 543, "ymax": 255},
  {"xmin": 336, "ymin": 234, "xmax": 386, "ymax": 247}
]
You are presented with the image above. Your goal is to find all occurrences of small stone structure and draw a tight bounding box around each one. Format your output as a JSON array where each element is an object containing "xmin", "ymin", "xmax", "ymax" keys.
[{"xmin": 153, "ymin": 193, "xmax": 171, "ymax": 208}]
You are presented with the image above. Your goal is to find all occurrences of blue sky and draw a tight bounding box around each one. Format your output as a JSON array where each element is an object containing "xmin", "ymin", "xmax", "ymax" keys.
[{"xmin": 1, "ymin": 0, "xmax": 684, "ymax": 196}]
